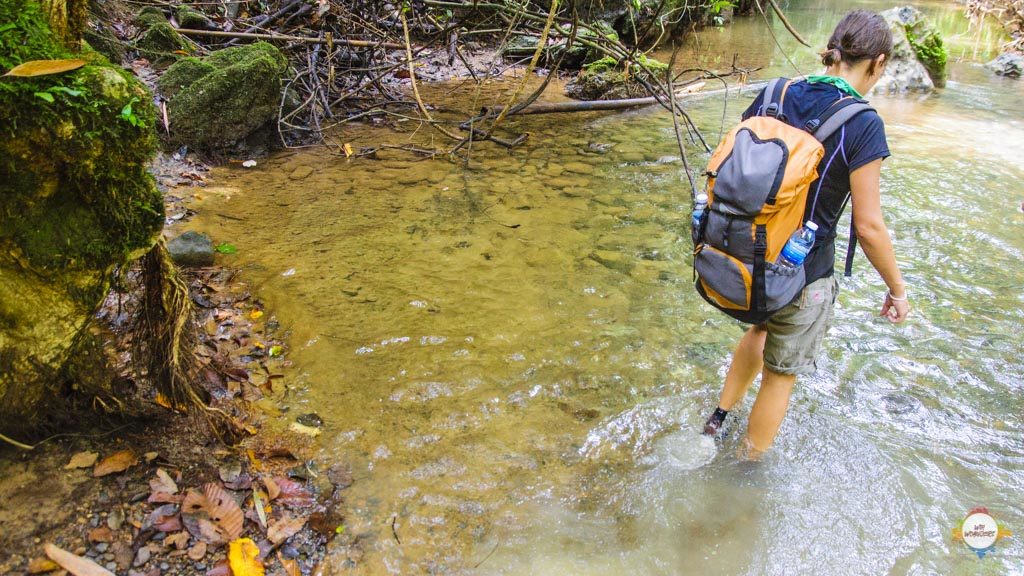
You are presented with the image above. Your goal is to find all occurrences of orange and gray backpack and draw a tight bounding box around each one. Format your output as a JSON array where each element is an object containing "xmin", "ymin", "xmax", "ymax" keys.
[{"xmin": 692, "ymin": 77, "xmax": 873, "ymax": 324}]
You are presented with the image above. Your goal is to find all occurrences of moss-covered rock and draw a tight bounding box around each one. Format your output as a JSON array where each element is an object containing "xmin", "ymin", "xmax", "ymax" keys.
[
  {"xmin": 0, "ymin": 0, "xmax": 163, "ymax": 433},
  {"xmin": 157, "ymin": 42, "xmax": 288, "ymax": 151},
  {"xmin": 565, "ymin": 55, "xmax": 667, "ymax": 100},
  {"xmin": 879, "ymin": 6, "xmax": 947, "ymax": 91},
  {"xmin": 176, "ymin": 6, "xmax": 218, "ymax": 31},
  {"xmin": 133, "ymin": 6, "xmax": 192, "ymax": 66},
  {"xmin": 83, "ymin": 23, "xmax": 126, "ymax": 64}
]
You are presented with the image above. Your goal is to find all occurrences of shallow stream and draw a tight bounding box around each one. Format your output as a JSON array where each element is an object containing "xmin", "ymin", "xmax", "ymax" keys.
[{"xmin": 189, "ymin": 1, "xmax": 1024, "ymax": 573}]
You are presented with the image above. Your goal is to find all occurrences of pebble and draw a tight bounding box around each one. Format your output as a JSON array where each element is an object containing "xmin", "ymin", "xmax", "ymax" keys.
[
  {"xmin": 296, "ymin": 413, "xmax": 323, "ymax": 427},
  {"xmin": 107, "ymin": 509, "xmax": 124, "ymax": 530},
  {"xmin": 133, "ymin": 546, "xmax": 151, "ymax": 567},
  {"xmin": 160, "ymin": 561, "xmax": 170, "ymax": 570},
  {"xmin": 95, "ymin": 543, "xmax": 109, "ymax": 553},
  {"xmin": 106, "ymin": 562, "xmax": 118, "ymax": 572}
]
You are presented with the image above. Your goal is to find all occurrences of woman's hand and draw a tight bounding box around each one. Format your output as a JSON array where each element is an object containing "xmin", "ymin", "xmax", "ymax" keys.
[{"xmin": 880, "ymin": 291, "xmax": 910, "ymax": 323}]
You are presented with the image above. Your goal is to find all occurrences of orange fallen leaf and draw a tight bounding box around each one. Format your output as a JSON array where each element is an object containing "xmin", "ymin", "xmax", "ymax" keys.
[
  {"xmin": 187, "ymin": 540, "xmax": 207, "ymax": 561},
  {"xmin": 267, "ymin": 514, "xmax": 307, "ymax": 545},
  {"xmin": 263, "ymin": 476, "xmax": 280, "ymax": 501},
  {"xmin": 65, "ymin": 451, "xmax": 99, "ymax": 469},
  {"xmin": 26, "ymin": 557, "xmax": 59, "ymax": 574},
  {"xmin": 43, "ymin": 543, "xmax": 115, "ymax": 576},
  {"xmin": 93, "ymin": 450, "xmax": 138, "ymax": 477},
  {"xmin": 343, "ymin": 143, "xmax": 353, "ymax": 157},
  {"xmin": 87, "ymin": 526, "xmax": 113, "ymax": 543},
  {"xmin": 277, "ymin": 552, "xmax": 300, "ymax": 576},
  {"xmin": 228, "ymin": 538, "xmax": 264, "ymax": 576},
  {"xmin": 165, "ymin": 531, "xmax": 190, "ymax": 550},
  {"xmin": 4, "ymin": 58, "xmax": 86, "ymax": 77}
]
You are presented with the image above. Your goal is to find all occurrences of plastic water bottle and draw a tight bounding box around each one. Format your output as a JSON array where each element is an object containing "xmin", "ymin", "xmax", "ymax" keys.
[
  {"xmin": 778, "ymin": 221, "xmax": 818, "ymax": 268},
  {"xmin": 692, "ymin": 193, "xmax": 708, "ymax": 230}
]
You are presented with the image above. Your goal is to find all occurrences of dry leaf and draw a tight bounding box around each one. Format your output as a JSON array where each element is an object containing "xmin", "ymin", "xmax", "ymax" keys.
[
  {"xmin": 273, "ymin": 477, "xmax": 314, "ymax": 508},
  {"xmin": 26, "ymin": 557, "xmax": 59, "ymax": 574},
  {"xmin": 277, "ymin": 552, "xmax": 300, "ymax": 576},
  {"xmin": 4, "ymin": 58, "xmax": 86, "ymax": 77},
  {"xmin": 87, "ymin": 526, "xmax": 113, "ymax": 543},
  {"xmin": 187, "ymin": 540, "xmax": 207, "ymax": 561},
  {"xmin": 93, "ymin": 450, "xmax": 138, "ymax": 477},
  {"xmin": 165, "ymin": 531, "xmax": 190, "ymax": 550},
  {"xmin": 65, "ymin": 451, "xmax": 99, "ymax": 469},
  {"xmin": 181, "ymin": 483, "xmax": 244, "ymax": 543},
  {"xmin": 343, "ymin": 143, "xmax": 353, "ymax": 157},
  {"xmin": 147, "ymin": 504, "xmax": 183, "ymax": 532},
  {"xmin": 150, "ymin": 468, "xmax": 179, "ymax": 495},
  {"xmin": 228, "ymin": 538, "xmax": 264, "ymax": 576},
  {"xmin": 205, "ymin": 559, "xmax": 231, "ymax": 576},
  {"xmin": 44, "ymin": 543, "xmax": 115, "ymax": 576},
  {"xmin": 263, "ymin": 477, "xmax": 280, "ymax": 501},
  {"xmin": 267, "ymin": 514, "xmax": 307, "ymax": 545}
]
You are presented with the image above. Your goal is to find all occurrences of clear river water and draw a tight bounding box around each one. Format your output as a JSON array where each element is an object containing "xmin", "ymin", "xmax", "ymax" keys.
[{"xmin": 188, "ymin": 0, "xmax": 1024, "ymax": 573}]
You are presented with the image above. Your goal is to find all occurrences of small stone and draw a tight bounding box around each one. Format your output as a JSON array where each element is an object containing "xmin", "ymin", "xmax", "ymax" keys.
[
  {"xmin": 296, "ymin": 413, "xmax": 323, "ymax": 428},
  {"xmin": 167, "ymin": 231, "xmax": 215, "ymax": 267},
  {"xmin": 74, "ymin": 546, "xmax": 88, "ymax": 555},
  {"xmin": 986, "ymin": 52, "xmax": 1023, "ymax": 78},
  {"xmin": 134, "ymin": 546, "xmax": 151, "ymax": 567},
  {"xmin": 563, "ymin": 161, "xmax": 594, "ymax": 175},
  {"xmin": 95, "ymin": 543, "xmax": 109, "ymax": 553},
  {"xmin": 106, "ymin": 562, "xmax": 119, "ymax": 572},
  {"xmin": 107, "ymin": 509, "xmax": 124, "ymax": 530},
  {"xmin": 242, "ymin": 159, "xmax": 257, "ymax": 168},
  {"xmin": 160, "ymin": 562, "xmax": 170, "ymax": 570}
]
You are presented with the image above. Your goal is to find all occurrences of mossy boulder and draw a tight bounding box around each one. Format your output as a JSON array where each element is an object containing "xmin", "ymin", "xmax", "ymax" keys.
[
  {"xmin": 565, "ymin": 55, "xmax": 668, "ymax": 100},
  {"xmin": 83, "ymin": 23, "xmax": 126, "ymax": 64},
  {"xmin": 0, "ymin": 0, "xmax": 163, "ymax": 433},
  {"xmin": 157, "ymin": 42, "xmax": 288, "ymax": 152},
  {"xmin": 876, "ymin": 6, "xmax": 947, "ymax": 93},
  {"xmin": 176, "ymin": 6, "xmax": 218, "ymax": 31},
  {"xmin": 134, "ymin": 7, "xmax": 192, "ymax": 66}
]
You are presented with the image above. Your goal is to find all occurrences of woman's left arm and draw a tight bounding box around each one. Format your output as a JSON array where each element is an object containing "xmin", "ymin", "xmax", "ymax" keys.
[{"xmin": 850, "ymin": 158, "xmax": 910, "ymax": 323}]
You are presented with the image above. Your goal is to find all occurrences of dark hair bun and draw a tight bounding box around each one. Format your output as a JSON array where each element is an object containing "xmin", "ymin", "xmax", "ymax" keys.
[{"xmin": 820, "ymin": 47, "xmax": 842, "ymax": 67}]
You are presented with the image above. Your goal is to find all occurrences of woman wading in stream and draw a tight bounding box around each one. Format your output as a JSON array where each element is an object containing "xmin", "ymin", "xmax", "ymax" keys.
[{"xmin": 701, "ymin": 10, "xmax": 911, "ymax": 458}]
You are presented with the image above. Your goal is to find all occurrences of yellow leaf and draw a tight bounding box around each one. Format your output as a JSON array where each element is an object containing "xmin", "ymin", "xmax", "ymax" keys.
[
  {"xmin": 343, "ymin": 143, "xmax": 353, "ymax": 157},
  {"xmin": 228, "ymin": 538, "xmax": 265, "ymax": 576},
  {"xmin": 249, "ymin": 309, "xmax": 264, "ymax": 320},
  {"xmin": 93, "ymin": 450, "xmax": 138, "ymax": 477},
  {"xmin": 4, "ymin": 59, "xmax": 87, "ymax": 77}
]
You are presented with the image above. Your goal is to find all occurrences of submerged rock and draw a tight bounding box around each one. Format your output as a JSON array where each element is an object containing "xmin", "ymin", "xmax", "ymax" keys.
[
  {"xmin": 157, "ymin": 42, "xmax": 288, "ymax": 152},
  {"xmin": 874, "ymin": 6, "xmax": 947, "ymax": 94},
  {"xmin": 167, "ymin": 231, "xmax": 215, "ymax": 267},
  {"xmin": 0, "ymin": 0, "xmax": 163, "ymax": 432},
  {"xmin": 986, "ymin": 52, "xmax": 1023, "ymax": 77}
]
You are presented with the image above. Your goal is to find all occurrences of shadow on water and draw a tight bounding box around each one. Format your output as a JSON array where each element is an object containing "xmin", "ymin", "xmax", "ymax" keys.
[{"xmin": 188, "ymin": 0, "xmax": 1024, "ymax": 573}]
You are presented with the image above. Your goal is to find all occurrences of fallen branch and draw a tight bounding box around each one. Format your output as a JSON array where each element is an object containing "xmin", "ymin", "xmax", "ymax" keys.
[
  {"xmin": 482, "ymin": 81, "xmax": 709, "ymax": 116},
  {"xmin": 766, "ymin": 0, "xmax": 812, "ymax": 47},
  {"xmin": 174, "ymin": 28, "xmax": 406, "ymax": 49}
]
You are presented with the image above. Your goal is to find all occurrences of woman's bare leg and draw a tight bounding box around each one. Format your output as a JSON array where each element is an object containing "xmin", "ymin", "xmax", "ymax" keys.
[
  {"xmin": 718, "ymin": 325, "xmax": 768, "ymax": 410},
  {"xmin": 742, "ymin": 367, "xmax": 797, "ymax": 459}
]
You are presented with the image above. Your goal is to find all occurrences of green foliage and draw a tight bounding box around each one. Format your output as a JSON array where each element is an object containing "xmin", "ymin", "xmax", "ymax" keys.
[
  {"xmin": 583, "ymin": 53, "xmax": 668, "ymax": 75},
  {"xmin": 708, "ymin": 0, "xmax": 735, "ymax": 15},
  {"xmin": 906, "ymin": 27, "xmax": 948, "ymax": 81},
  {"xmin": 0, "ymin": 0, "xmax": 163, "ymax": 271}
]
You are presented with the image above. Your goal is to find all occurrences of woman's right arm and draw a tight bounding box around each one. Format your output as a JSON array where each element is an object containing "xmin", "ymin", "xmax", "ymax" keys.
[{"xmin": 849, "ymin": 158, "xmax": 910, "ymax": 323}]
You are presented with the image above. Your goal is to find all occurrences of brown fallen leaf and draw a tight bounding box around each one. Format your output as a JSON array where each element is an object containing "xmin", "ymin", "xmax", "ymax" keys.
[
  {"xmin": 148, "ymin": 491, "xmax": 183, "ymax": 504},
  {"xmin": 263, "ymin": 477, "xmax": 280, "ymax": 501},
  {"xmin": 44, "ymin": 543, "xmax": 115, "ymax": 576},
  {"xmin": 267, "ymin": 514, "xmax": 307, "ymax": 545},
  {"xmin": 165, "ymin": 531, "xmax": 190, "ymax": 550},
  {"xmin": 187, "ymin": 540, "xmax": 208, "ymax": 561},
  {"xmin": 93, "ymin": 450, "xmax": 138, "ymax": 477},
  {"xmin": 227, "ymin": 538, "xmax": 264, "ymax": 576},
  {"xmin": 65, "ymin": 451, "xmax": 99, "ymax": 470},
  {"xmin": 273, "ymin": 477, "xmax": 314, "ymax": 508},
  {"xmin": 87, "ymin": 526, "xmax": 113, "ymax": 543},
  {"xmin": 26, "ymin": 557, "xmax": 59, "ymax": 574},
  {"xmin": 205, "ymin": 559, "xmax": 231, "ymax": 576},
  {"xmin": 3, "ymin": 58, "xmax": 86, "ymax": 77},
  {"xmin": 149, "ymin": 468, "xmax": 178, "ymax": 495},
  {"xmin": 277, "ymin": 552, "xmax": 300, "ymax": 576},
  {"xmin": 181, "ymin": 483, "xmax": 244, "ymax": 543},
  {"xmin": 146, "ymin": 504, "xmax": 183, "ymax": 532}
]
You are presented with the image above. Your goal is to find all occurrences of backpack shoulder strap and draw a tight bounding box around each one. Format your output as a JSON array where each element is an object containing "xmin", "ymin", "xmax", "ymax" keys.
[
  {"xmin": 809, "ymin": 97, "xmax": 874, "ymax": 142},
  {"xmin": 760, "ymin": 77, "xmax": 791, "ymax": 118}
]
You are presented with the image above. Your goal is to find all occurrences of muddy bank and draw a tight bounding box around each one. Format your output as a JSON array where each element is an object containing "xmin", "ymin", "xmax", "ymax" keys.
[{"xmin": 0, "ymin": 152, "xmax": 350, "ymax": 576}]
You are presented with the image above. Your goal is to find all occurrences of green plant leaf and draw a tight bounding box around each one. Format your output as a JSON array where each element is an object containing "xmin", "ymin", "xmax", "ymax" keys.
[
  {"xmin": 215, "ymin": 242, "xmax": 238, "ymax": 254},
  {"xmin": 47, "ymin": 86, "xmax": 83, "ymax": 97},
  {"xmin": 33, "ymin": 91, "xmax": 54, "ymax": 102}
]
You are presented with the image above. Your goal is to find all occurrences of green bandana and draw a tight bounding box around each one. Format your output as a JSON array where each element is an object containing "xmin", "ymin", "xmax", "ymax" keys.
[{"xmin": 806, "ymin": 75, "xmax": 863, "ymax": 99}]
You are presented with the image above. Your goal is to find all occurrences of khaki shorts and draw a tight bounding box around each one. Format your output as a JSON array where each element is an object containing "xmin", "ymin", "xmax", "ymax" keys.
[{"xmin": 761, "ymin": 276, "xmax": 838, "ymax": 376}]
